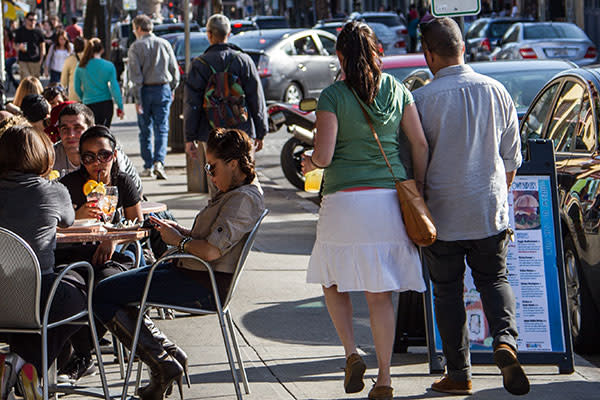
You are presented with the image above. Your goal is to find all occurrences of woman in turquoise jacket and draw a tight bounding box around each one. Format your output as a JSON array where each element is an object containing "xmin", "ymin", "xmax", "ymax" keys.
[{"xmin": 74, "ymin": 38, "xmax": 124, "ymax": 127}]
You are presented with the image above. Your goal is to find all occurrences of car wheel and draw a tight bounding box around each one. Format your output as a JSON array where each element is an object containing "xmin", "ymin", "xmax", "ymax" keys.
[
  {"xmin": 564, "ymin": 235, "xmax": 600, "ymax": 354},
  {"xmin": 283, "ymin": 83, "xmax": 303, "ymax": 105}
]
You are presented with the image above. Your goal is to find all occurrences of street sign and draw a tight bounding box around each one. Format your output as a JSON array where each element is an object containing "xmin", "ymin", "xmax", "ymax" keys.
[
  {"xmin": 123, "ymin": 0, "xmax": 137, "ymax": 11},
  {"xmin": 431, "ymin": 0, "xmax": 480, "ymax": 17}
]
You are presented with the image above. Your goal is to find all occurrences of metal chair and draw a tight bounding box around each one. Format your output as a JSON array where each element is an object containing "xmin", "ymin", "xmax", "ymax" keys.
[
  {"xmin": 0, "ymin": 227, "xmax": 110, "ymax": 400},
  {"xmin": 121, "ymin": 209, "xmax": 269, "ymax": 400}
]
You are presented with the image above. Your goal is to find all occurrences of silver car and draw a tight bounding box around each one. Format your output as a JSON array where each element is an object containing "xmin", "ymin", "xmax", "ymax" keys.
[
  {"xmin": 492, "ymin": 22, "xmax": 597, "ymax": 66},
  {"xmin": 348, "ymin": 12, "xmax": 408, "ymax": 54}
]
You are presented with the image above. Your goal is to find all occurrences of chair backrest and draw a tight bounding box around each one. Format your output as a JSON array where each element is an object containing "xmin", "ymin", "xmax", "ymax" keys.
[
  {"xmin": 221, "ymin": 209, "xmax": 269, "ymax": 309},
  {"xmin": 0, "ymin": 227, "xmax": 42, "ymax": 329}
]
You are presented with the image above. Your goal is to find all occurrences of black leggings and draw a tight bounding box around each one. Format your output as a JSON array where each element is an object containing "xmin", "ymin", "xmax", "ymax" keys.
[
  {"xmin": 87, "ymin": 100, "xmax": 114, "ymax": 128},
  {"xmin": 9, "ymin": 273, "xmax": 86, "ymax": 372}
]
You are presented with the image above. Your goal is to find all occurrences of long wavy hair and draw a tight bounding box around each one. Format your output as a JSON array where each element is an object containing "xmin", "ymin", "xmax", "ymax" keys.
[
  {"xmin": 336, "ymin": 21, "xmax": 382, "ymax": 104},
  {"xmin": 79, "ymin": 38, "xmax": 103, "ymax": 68},
  {"xmin": 206, "ymin": 128, "xmax": 255, "ymax": 185}
]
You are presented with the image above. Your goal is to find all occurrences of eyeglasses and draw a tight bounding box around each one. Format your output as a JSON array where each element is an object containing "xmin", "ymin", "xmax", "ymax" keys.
[
  {"xmin": 27, "ymin": 18, "xmax": 36, "ymax": 22},
  {"xmin": 204, "ymin": 158, "xmax": 232, "ymax": 177},
  {"xmin": 81, "ymin": 149, "xmax": 114, "ymax": 165}
]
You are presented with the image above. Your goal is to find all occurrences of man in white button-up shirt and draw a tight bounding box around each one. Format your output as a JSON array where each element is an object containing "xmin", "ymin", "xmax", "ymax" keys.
[{"xmin": 413, "ymin": 17, "xmax": 529, "ymax": 397}]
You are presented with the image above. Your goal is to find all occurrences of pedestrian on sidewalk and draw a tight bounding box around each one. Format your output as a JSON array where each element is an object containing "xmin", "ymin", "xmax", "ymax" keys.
[
  {"xmin": 128, "ymin": 14, "xmax": 180, "ymax": 180},
  {"xmin": 44, "ymin": 29, "xmax": 73, "ymax": 83},
  {"xmin": 61, "ymin": 36, "xmax": 85, "ymax": 102},
  {"xmin": 184, "ymin": 13, "xmax": 267, "ymax": 195},
  {"xmin": 413, "ymin": 18, "xmax": 529, "ymax": 396},
  {"xmin": 14, "ymin": 12, "xmax": 45, "ymax": 79},
  {"xmin": 74, "ymin": 38, "xmax": 124, "ymax": 128},
  {"xmin": 302, "ymin": 21, "xmax": 428, "ymax": 400}
]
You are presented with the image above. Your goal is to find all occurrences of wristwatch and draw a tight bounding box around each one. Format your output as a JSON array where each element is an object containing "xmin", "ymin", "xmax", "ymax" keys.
[{"xmin": 178, "ymin": 236, "xmax": 192, "ymax": 253}]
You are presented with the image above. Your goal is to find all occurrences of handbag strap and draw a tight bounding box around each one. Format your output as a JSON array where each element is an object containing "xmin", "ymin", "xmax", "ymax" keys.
[{"xmin": 350, "ymin": 86, "xmax": 399, "ymax": 182}]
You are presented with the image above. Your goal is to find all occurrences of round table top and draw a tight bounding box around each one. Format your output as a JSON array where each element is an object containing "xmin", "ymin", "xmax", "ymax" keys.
[
  {"xmin": 56, "ymin": 228, "xmax": 150, "ymax": 244},
  {"xmin": 141, "ymin": 201, "xmax": 168, "ymax": 214}
]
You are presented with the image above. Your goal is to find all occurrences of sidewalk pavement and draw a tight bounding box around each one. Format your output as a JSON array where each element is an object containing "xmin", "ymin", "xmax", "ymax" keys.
[{"xmin": 72, "ymin": 104, "xmax": 600, "ymax": 399}]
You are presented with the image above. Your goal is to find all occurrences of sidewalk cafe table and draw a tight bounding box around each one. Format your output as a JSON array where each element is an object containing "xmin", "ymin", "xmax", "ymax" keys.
[{"xmin": 140, "ymin": 201, "xmax": 167, "ymax": 215}]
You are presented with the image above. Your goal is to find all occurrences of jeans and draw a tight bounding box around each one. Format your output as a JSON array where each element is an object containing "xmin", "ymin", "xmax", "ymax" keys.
[
  {"xmin": 93, "ymin": 262, "xmax": 214, "ymax": 324},
  {"xmin": 137, "ymin": 84, "xmax": 172, "ymax": 169},
  {"xmin": 422, "ymin": 230, "xmax": 518, "ymax": 382},
  {"xmin": 87, "ymin": 99, "xmax": 114, "ymax": 128},
  {"xmin": 49, "ymin": 69, "xmax": 61, "ymax": 83},
  {"xmin": 5, "ymin": 57, "xmax": 18, "ymax": 90}
]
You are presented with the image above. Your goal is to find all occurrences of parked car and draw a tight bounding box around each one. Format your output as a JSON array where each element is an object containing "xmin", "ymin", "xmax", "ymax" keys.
[
  {"xmin": 403, "ymin": 60, "xmax": 575, "ymax": 119},
  {"xmin": 250, "ymin": 15, "xmax": 290, "ymax": 30},
  {"xmin": 229, "ymin": 29, "xmax": 339, "ymax": 104},
  {"xmin": 465, "ymin": 17, "xmax": 533, "ymax": 61},
  {"xmin": 153, "ymin": 22, "xmax": 201, "ymax": 37},
  {"xmin": 520, "ymin": 66, "xmax": 600, "ymax": 353},
  {"xmin": 492, "ymin": 22, "xmax": 597, "ymax": 66},
  {"xmin": 381, "ymin": 54, "xmax": 427, "ymax": 81},
  {"xmin": 368, "ymin": 22, "xmax": 407, "ymax": 56},
  {"xmin": 348, "ymin": 12, "xmax": 408, "ymax": 54},
  {"xmin": 312, "ymin": 19, "xmax": 345, "ymax": 36},
  {"xmin": 230, "ymin": 19, "xmax": 258, "ymax": 35},
  {"xmin": 170, "ymin": 32, "xmax": 210, "ymax": 72}
]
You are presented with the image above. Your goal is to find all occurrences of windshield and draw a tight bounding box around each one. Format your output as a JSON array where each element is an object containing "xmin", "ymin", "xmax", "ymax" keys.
[
  {"xmin": 175, "ymin": 36, "xmax": 210, "ymax": 59},
  {"xmin": 363, "ymin": 15, "xmax": 402, "ymax": 27},
  {"xmin": 489, "ymin": 22, "xmax": 516, "ymax": 39},
  {"xmin": 524, "ymin": 24, "xmax": 588, "ymax": 40},
  {"xmin": 484, "ymin": 69, "xmax": 565, "ymax": 110},
  {"xmin": 229, "ymin": 34, "xmax": 281, "ymax": 50}
]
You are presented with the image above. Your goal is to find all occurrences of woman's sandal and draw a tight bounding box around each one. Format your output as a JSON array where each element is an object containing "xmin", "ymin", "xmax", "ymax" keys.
[
  {"xmin": 19, "ymin": 363, "xmax": 42, "ymax": 400},
  {"xmin": 368, "ymin": 384, "xmax": 394, "ymax": 400},
  {"xmin": 344, "ymin": 353, "xmax": 367, "ymax": 393}
]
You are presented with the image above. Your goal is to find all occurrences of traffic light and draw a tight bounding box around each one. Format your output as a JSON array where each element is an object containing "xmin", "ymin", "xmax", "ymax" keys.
[{"xmin": 36, "ymin": 0, "xmax": 42, "ymax": 8}]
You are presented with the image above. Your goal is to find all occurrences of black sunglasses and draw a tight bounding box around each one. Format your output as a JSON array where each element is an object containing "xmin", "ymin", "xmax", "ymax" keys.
[
  {"xmin": 81, "ymin": 149, "xmax": 114, "ymax": 165},
  {"xmin": 204, "ymin": 158, "xmax": 232, "ymax": 177}
]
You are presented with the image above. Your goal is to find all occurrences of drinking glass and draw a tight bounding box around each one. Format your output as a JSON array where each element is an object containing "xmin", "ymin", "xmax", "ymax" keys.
[{"xmin": 100, "ymin": 186, "xmax": 119, "ymax": 223}]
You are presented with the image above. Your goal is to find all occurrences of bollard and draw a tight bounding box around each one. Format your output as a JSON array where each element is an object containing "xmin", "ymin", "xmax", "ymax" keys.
[{"xmin": 186, "ymin": 144, "xmax": 208, "ymax": 193}]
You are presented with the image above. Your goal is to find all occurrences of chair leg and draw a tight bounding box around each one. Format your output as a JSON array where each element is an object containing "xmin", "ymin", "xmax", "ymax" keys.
[
  {"xmin": 134, "ymin": 359, "xmax": 143, "ymax": 395},
  {"xmin": 115, "ymin": 336, "xmax": 125, "ymax": 379},
  {"xmin": 50, "ymin": 360, "xmax": 58, "ymax": 400},
  {"xmin": 225, "ymin": 310, "xmax": 250, "ymax": 395},
  {"xmin": 42, "ymin": 326, "xmax": 49, "ymax": 400},
  {"xmin": 216, "ymin": 309, "xmax": 243, "ymax": 400},
  {"xmin": 88, "ymin": 309, "xmax": 111, "ymax": 400}
]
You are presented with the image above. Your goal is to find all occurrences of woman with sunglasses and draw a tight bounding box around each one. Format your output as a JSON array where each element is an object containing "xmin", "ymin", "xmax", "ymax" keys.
[
  {"xmin": 56, "ymin": 126, "xmax": 143, "ymax": 383},
  {"xmin": 92, "ymin": 128, "xmax": 265, "ymax": 400}
]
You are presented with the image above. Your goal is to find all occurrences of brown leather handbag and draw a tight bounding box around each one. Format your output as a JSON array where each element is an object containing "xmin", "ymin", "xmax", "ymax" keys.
[{"xmin": 352, "ymin": 89, "xmax": 437, "ymax": 247}]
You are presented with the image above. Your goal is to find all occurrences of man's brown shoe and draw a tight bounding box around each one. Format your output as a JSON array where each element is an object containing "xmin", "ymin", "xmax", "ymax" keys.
[
  {"xmin": 344, "ymin": 353, "xmax": 366, "ymax": 393},
  {"xmin": 368, "ymin": 385, "xmax": 393, "ymax": 399},
  {"xmin": 431, "ymin": 375, "xmax": 473, "ymax": 395},
  {"xmin": 494, "ymin": 344, "xmax": 530, "ymax": 395}
]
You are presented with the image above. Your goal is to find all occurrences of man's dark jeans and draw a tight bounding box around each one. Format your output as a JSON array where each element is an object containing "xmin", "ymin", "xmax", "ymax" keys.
[{"xmin": 423, "ymin": 230, "xmax": 518, "ymax": 382}]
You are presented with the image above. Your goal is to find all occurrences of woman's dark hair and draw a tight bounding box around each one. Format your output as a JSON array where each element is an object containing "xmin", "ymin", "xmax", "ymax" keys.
[
  {"xmin": 336, "ymin": 21, "xmax": 382, "ymax": 104},
  {"xmin": 53, "ymin": 28, "xmax": 69, "ymax": 49},
  {"xmin": 0, "ymin": 124, "xmax": 54, "ymax": 177},
  {"xmin": 78, "ymin": 125, "xmax": 119, "ymax": 180},
  {"xmin": 79, "ymin": 37, "xmax": 103, "ymax": 68},
  {"xmin": 206, "ymin": 128, "xmax": 255, "ymax": 184},
  {"xmin": 73, "ymin": 36, "xmax": 86, "ymax": 54}
]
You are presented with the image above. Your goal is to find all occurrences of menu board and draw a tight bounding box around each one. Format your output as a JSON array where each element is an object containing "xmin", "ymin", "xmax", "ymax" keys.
[{"xmin": 432, "ymin": 175, "xmax": 566, "ymax": 353}]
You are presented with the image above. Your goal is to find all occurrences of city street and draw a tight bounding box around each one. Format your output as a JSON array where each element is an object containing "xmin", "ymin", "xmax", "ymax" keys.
[{"xmin": 54, "ymin": 103, "xmax": 600, "ymax": 399}]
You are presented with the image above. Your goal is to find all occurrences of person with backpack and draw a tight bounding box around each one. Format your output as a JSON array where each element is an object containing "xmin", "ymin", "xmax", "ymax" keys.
[
  {"xmin": 184, "ymin": 13, "xmax": 268, "ymax": 195},
  {"xmin": 128, "ymin": 14, "xmax": 180, "ymax": 180}
]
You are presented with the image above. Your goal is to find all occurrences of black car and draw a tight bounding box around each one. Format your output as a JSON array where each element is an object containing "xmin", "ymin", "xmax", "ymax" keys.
[
  {"xmin": 465, "ymin": 17, "xmax": 533, "ymax": 61},
  {"xmin": 520, "ymin": 66, "xmax": 600, "ymax": 353},
  {"xmin": 231, "ymin": 19, "xmax": 258, "ymax": 35},
  {"xmin": 229, "ymin": 29, "xmax": 339, "ymax": 104},
  {"xmin": 169, "ymin": 32, "xmax": 210, "ymax": 72},
  {"xmin": 250, "ymin": 16, "xmax": 290, "ymax": 30}
]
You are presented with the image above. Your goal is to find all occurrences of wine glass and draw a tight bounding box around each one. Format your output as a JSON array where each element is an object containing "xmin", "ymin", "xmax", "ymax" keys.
[{"xmin": 100, "ymin": 186, "xmax": 119, "ymax": 223}]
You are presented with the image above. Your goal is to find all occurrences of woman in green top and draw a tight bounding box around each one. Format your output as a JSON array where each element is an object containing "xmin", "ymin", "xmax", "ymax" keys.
[
  {"xmin": 302, "ymin": 22, "xmax": 429, "ymax": 400},
  {"xmin": 74, "ymin": 38, "xmax": 124, "ymax": 128}
]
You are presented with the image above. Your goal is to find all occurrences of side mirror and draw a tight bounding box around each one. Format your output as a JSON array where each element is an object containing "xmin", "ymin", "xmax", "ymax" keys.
[{"xmin": 299, "ymin": 98, "xmax": 318, "ymax": 112}]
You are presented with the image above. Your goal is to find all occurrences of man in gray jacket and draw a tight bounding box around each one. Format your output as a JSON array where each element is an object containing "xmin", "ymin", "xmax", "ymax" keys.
[
  {"xmin": 413, "ymin": 18, "xmax": 529, "ymax": 396},
  {"xmin": 128, "ymin": 14, "xmax": 180, "ymax": 180},
  {"xmin": 184, "ymin": 14, "xmax": 267, "ymax": 182}
]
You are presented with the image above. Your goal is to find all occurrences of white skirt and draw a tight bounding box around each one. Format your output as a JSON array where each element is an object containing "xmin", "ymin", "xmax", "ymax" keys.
[{"xmin": 307, "ymin": 189, "xmax": 426, "ymax": 293}]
